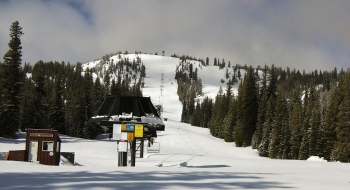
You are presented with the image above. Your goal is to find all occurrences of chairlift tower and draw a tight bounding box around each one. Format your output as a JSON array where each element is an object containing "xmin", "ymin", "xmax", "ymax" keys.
[{"xmin": 160, "ymin": 51, "xmax": 165, "ymax": 118}]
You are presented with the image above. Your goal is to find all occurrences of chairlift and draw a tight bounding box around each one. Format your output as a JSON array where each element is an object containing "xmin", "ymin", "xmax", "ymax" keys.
[{"xmin": 147, "ymin": 138, "xmax": 160, "ymax": 153}]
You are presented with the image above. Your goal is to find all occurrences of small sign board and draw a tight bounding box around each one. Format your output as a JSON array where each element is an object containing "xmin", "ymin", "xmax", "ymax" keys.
[
  {"xmin": 30, "ymin": 133, "xmax": 53, "ymax": 138},
  {"xmin": 113, "ymin": 124, "xmax": 122, "ymax": 140},
  {"xmin": 125, "ymin": 124, "xmax": 134, "ymax": 132},
  {"xmin": 127, "ymin": 132, "xmax": 134, "ymax": 141},
  {"xmin": 118, "ymin": 141, "xmax": 128, "ymax": 152},
  {"xmin": 121, "ymin": 132, "xmax": 128, "ymax": 140},
  {"xmin": 134, "ymin": 125, "xmax": 144, "ymax": 138},
  {"xmin": 121, "ymin": 124, "xmax": 126, "ymax": 131}
]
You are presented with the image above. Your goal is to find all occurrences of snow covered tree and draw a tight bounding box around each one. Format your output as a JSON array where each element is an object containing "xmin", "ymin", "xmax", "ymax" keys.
[
  {"xmin": 222, "ymin": 95, "xmax": 237, "ymax": 142},
  {"xmin": 331, "ymin": 70, "xmax": 350, "ymax": 162},
  {"xmin": 31, "ymin": 61, "xmax": 48, "ymax": 129},
  {"xmin": 0, "ymin": 21, "xmax": 24, "ymax": 138},
  {"xmin": 323, "ymin": 87, "xmax": 340, "ymax": 160},
  {"xmin": 181, "ymin": 100, "xmax": 189, "ymax": 123},
  {"xmin": 290, "ymin": 85, "xmax": 303, "ymax": 159},
  {"xmin": 235, "ymin": 67, "xmax": 258, "ymax": 147},
  {"xmin": 269, "ymin": 89, "xmax": 289, "ymax": 159},
  {"xmin": 19, "ymin": 77, "xmax": 35, "ymax": 131},
  {"xmin": 308, "ymin": 90, "xmax": 323, "ymax": 157},
  {"xmin": 258, "ymin": 96, "xmax": 275, "ymax": 157},
  {"xmin": 299, "ymin": 85, "xmax": 315, "ymax": 160},
  {"xmin": 48, "ymin": 74, "xmax": 65, "ymax": 133},
  {"xmin": 208, "ymin": 87, "xmax": 225, "ymax": 137},
  {"xmin": 199, "ymin": 97, "xmax": 213, "ymax": 128},
  {"xmin": 252, "ymin": 88, "xmax": 268, "ymax": 149}
]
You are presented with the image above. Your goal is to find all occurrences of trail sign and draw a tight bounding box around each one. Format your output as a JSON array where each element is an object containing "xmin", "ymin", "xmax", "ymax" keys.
[
  {"xmin": 121, "ymin": 132, "xmax": 128, "ymax": 140},
  {"xmin": 126, "ymin": 124, "xmax": 134, "ymax": 132},
  {"xmin": 121, "ymin": 124, "xmax": 126, "ymax": 131},
  {"xmin": 113, "ymin": 124, "xmax": 121, "ymax": 140},
  {"xmin": 118, "ymin": 140, "xmax": 128, "ymax": 152},
  {"xmin": 134, "ymin": 125, "xmax": 144, "ymax": 138},
  {"xmin": 127, "ymin": 132, "xmax": 134, "ymax": 141}
]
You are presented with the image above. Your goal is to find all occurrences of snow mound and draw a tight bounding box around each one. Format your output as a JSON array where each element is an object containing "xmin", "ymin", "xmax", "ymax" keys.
[
  {"xmin": 60, "ymin": 155, "xmax": 75, "ymax": 166},
  {"xmin": 306, "ymin": 156, "xmax": 327, "ymax": 162}
]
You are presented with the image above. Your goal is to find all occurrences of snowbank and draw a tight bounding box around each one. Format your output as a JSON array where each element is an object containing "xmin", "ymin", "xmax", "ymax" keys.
[{"xmin": 306, "ymin": 156, "xmax": 327, "ymax": 162}]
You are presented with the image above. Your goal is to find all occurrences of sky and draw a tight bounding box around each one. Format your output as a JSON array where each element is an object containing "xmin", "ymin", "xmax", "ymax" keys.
[{"xmin": 1, "ymin": 0, "xmax": 350, "ymax": 72}]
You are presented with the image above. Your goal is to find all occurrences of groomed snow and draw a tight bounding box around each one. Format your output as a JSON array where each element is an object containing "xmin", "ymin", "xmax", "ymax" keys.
[{"xmin": 1, "ymin": 121, "xmax": 350, "ymax": 189}]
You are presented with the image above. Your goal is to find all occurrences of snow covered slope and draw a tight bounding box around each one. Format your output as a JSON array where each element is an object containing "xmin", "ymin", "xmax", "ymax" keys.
[
  {"xmin": 1, "ymin": 120, "xmax": 350, "ymax": 189},
  {"xmin": 83, "ymin": 54, "xmax": 183, "ymax": 121}
]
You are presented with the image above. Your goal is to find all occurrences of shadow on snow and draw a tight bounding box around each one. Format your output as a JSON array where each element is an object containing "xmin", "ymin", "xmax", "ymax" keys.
[{"xmin": 0, "ymin": 170, "xmax": 293, "ymax": 190}]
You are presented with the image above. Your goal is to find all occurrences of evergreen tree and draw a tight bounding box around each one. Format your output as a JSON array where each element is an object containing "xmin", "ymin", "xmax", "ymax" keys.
[
  {"xmin": 199, "ymin": 97, "xmax": 213, "ymax": 128},
  {"xmin": 222, "ymin": 95, "xmax": 236, "ymax": 142},
  {"xmin": 0, "ymin": 61, "xmax": 3, "ymax": 107},
  {"xmin": 235, "ymin": 67, "xmax": 258, "ymax": 147},
  {"xmin": 331, "ymin": 70, "xmax": 350, "ymax": 162},
  {"xmin": 267, "ymin": 65, "xmax": 278, "ymax": 99},
  {"xmin": 269, "ymin": 89, "xmax": 289, "ymax": 159},
  {"xmin": 181, "ymin": 100, "xmax": 188, "ymax": 123},
  {"xmin": 299, "ymin": 84, "xmax": 316, "ymax": 160},
  {"xmin": 290, "ymin": 85, "xmax": 302, "ymax": 159},
  {"xmin": 323, "ymin": 86, "xmax": 340, "ymax": 160},
  {"xmin": 208, "ymin": 87, "xmax": 224, "ymax": 137},
  {"xmin": 48, "ymin": 74, "xmax": 65, "ymax": 133},
  {"xmin": 19, "ymin": 77, "xmax": 35, "ymax": 131},
  {"xmin": 298, "ymin": 88, "xmax": 309, "ymax": 160},
  {"xmin": 258, "ymin": 95, "xmax": 275, "ymax": 156},
  {"xmin": 0, "ymin": 21, "xmax": 24, "ymax": 138},
  {"xmin": 31, "ymin": 61, "xmax": 48, "ymax": 129},
  {"xmin": 252, "ymin": 65, "xmax": 269, "ymax": 149},
  {"xmin": 309, "ymin": 90, "xmax": 323, "ymax": 157},
  {"xmin": 252, "ymin": 88, "xmax": 267, "ymax": 149},
  {"xmin": 190, "ymin": 100, "xmax": 201, "ymax": 126}
]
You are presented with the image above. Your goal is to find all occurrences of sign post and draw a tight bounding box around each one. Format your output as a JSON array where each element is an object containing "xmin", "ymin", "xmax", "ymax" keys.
[{"xmin": 117, "ymin": 123, "xmax": 144, "ymax": 167}]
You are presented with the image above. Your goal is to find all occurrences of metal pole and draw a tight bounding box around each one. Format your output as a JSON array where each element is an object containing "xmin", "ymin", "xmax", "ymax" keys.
[
  {"xmin": 118, "ymin": 152, "xmax": 122, "ymax": 166},
  {"xmin": 140, "ymin": 138, "xmax": 144, "ymax": 158},
  {"xmin": 131, "ymin": 138, "xmax": 136, "ymax": 167},
  {"xmin": 118, "ymin": 152, "xmax": 127, "ymax": 166}
]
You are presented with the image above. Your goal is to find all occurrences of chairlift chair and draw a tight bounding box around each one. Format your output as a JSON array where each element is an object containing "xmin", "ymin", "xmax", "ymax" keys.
[{"xmin": 147, "ymin": 137, "xmax": 160, "ymax": 153}]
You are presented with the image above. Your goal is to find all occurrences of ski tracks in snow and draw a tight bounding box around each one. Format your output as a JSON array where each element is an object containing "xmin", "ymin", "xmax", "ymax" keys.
[{"xmin": 148, "ymin": 121, "xmax": 260, "ymax": 168}]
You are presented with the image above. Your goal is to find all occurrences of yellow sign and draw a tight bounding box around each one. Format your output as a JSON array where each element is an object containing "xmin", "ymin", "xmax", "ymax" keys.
[
  {"xmin": 127, "ymin": 132, "xmax": 134, "ymax": 141},
  {"xmin": 134, "ymin": 125, "xmax": 143, "ymax": 138},
  {"xmin": 121, "ymin": 124, "xmax": 126, "ymax": 131}
]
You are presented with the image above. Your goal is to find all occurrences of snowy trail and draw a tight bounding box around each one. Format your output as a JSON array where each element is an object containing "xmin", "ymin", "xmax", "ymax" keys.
[
  {"xmin": 139, "ymin": 120, "xmax": 262, "ymax": 168},
  {"xmin": 1, "ymin": 118, "xmax": 350, "ymax": 190}
]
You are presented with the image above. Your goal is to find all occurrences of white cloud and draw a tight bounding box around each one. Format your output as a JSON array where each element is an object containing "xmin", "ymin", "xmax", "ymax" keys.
[{"xmin": 1, "ymin": 0, "xmax": 349, "ymax": 72}]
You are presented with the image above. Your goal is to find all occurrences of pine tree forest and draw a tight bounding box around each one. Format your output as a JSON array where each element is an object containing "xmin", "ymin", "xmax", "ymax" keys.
[
  {"xmin": 1, "ymin": 21, "xmax": 349, "ymax": 163},
  {"xmin": 0, "ymin": 22, "xmax": 146, "ymax": 140},
  {"xmin": 177, "ymin": 59, "xmax": 350, "ymax": 163}
]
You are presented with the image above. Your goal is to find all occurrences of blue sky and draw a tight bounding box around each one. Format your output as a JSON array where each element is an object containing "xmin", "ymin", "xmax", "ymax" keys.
[{"xmin": 1, "ymin": 0, "xmax": 349, "ymax": 72}]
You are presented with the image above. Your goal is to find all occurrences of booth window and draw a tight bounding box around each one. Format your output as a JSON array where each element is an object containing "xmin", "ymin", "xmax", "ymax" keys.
[{"xmin": 43, "ymin": 141, "xmax": 54, "ymax": 151}]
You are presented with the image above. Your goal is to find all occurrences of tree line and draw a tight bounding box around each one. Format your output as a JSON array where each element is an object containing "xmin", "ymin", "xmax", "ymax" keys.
[
  {"xmin": 0, "ymin": 21, "xmax": 145, "ymax": 139},
  {"xmin": 178, "ymin": 58, "xmax": 349, "ymax": 162}
]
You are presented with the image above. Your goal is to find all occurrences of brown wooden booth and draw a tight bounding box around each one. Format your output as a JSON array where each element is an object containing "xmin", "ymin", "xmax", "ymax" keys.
[{"xmin": 25, "ymin": 129, "xmax": 61, "ymax": 166}]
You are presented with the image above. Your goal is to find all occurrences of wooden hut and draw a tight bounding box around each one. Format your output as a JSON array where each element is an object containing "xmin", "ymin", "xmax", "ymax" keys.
[{"xmin": 25, "ymin": 129, "xmax": 61, "ymax": 166}]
